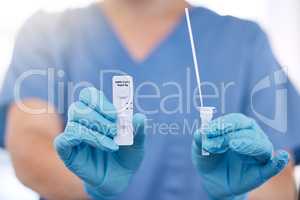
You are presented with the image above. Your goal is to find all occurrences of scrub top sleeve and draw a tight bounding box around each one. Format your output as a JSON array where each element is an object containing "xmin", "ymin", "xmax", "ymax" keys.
[
  {"xmin": 0, "ymin": 11, "xmax": 68, "ymax": 139},
  {"xmin": 243, "ymin": 24, "xmax": 300, "ymax": 150}
]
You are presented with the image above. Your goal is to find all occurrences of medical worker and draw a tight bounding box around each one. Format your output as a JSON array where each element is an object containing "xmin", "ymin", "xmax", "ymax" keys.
[{"xmin": 2, "ymin": 0, "xmax": 300, "ymax": 199}]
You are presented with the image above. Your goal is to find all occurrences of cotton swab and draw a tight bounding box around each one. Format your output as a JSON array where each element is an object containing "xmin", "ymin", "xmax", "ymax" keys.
[
  {"xmin": 185, "ymin": 8, "xmax": 215, "ymax": 156},
  {"xmin": 185, "ymin": 8, "xmax": 203, "ymax": 108}
]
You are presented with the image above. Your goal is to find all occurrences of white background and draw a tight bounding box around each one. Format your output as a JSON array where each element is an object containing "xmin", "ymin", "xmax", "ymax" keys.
[{"xmin": 0, "ymin": 0, "xmax": 299, "ymax": 199}]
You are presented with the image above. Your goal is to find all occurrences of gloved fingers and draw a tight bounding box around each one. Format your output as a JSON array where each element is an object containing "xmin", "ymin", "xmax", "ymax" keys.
[
  {"xmin": 55, "ymin": 121, "xmax": 118, "ymax": 157},
  {"xmin": 205, "ymin": 113, "xmax": 254, "ymax": 138},
  {"xmin": 54, "ymin": 133, "xmax": 74, "ymax": 162},
  {"xmin": 132, "ymin": 113, "xmax": 147, "ymax": 147},
  {"xmin": 193, "ymin": 130, "xmax": 220, "ymax": 155},
  {"xmin": 79, "ymin": 87, "xmax": 117, "ymax": 122},
  {"xmin": 68, "ymin": 101, "xmax": 117, "ymax": 138},
  {"xmin": 203, "ymin": 128, "xmax": 273, "ymax": 160},
  {"xmin": 251, "ymin": 122, "xmax": 270, "ymax": 141},
  {"xmin": 202, "ymin": 135, "xmax": 227, "ymax": 154},
  {"xmin": 193, "ymin": 129, "xmax": 202, "ymax": 150},
  {"xmin": 192, "ymin": 130, "xmax": 222, "ymax": 167},
  {"xmin": 192, "ymin": 130, "xmax": 205, "ymax": 156},
  {"xmin": 67, "ymin": 121, "xmax": 118, "ymax": 151},
  {"xmin": 229, "ymin": 135, "xmax": 273, "ymax": 163},
  {"xmin": 112, "ymin": 114, "xmax": 147, "ymax": 171},
  {"xmin": 260, "ymin": 150, "xmax": 289, "ymax": 181}
]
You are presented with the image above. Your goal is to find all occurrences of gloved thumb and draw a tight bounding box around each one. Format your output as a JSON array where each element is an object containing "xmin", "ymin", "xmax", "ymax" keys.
[
  {"xmin": 113, "ymin": 113, "xmax": 147, "ymax": 171},
  {"xmin": 192, "ymin": 130, "xmax": 203, "ymax": 155},
  {"xmin": 54, "ymin": 134, "xmax": 73, "ymax": 162},
  {"xmin": 132, "ymin": 113, "xmax": 147, "ymax": 147},
  {"xmin": 260, "ymin": 150, "xmax": 289, "ymax": 181}
]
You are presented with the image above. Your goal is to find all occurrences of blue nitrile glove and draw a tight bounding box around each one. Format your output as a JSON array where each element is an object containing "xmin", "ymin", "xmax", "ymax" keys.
[
  {"xmin": 54, "ymin": 87, "xmax": 147, "ymax": 200},
  {"xmin": 192, "ymin": 113, "xmax": 289, "ymax": 200}
]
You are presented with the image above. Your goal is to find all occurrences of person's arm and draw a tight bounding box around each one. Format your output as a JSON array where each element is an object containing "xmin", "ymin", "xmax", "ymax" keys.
[
  {"xmin": 241, "ymin": 21, "xmax": 299, "ymax": 200},
  {"xmin": 249, "ymin": 161, "xmax": 297, "ymax": 200},
  {"xmin": 5, "ymin": 99, "xmax": 89, "ymax": 200}
]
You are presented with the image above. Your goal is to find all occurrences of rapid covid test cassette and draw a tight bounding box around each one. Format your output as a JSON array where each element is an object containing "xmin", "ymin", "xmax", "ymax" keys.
[{"xmin": 113, "ymin": 75, "xmax": 134, "ymax": 146}]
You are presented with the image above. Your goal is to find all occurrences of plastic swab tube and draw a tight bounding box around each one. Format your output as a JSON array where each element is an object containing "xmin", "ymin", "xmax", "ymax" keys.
[
  {"xmin": 199, "ymin": 107, "xmax": 215, "ymax": 155},
  {"xmin": 185, "ymin": 8, "xmax": 215, "ymax": 156}
]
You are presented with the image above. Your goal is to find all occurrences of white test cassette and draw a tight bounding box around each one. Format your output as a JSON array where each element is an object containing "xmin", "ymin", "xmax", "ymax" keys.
[{"xmin": 112, "ymin": 75, "xmax": 134, "ymax": 146}]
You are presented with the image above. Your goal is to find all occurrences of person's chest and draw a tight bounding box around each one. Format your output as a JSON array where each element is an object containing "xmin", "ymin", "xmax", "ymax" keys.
[
  {"xmin": 52, "ymin": 9, "xmax": 254, "ymax": 199},
  {"xmin": 63, "ymin": 34, "xmax": 247, "ymax": 136}
]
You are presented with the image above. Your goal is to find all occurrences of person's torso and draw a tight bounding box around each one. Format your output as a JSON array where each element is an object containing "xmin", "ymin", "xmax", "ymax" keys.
[{"xmin": 45, "ymin": 4, "xmax": 256, "ymax": 199}]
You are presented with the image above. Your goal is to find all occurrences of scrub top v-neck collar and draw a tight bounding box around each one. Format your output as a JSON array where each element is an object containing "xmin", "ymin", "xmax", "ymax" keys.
[{"xmin": 88, "ymin": 4, "xmax": 200, "ymax": 71}]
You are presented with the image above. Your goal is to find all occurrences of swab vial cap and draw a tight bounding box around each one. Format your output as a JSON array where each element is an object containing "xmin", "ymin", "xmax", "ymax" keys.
[{"xmin": 199, "ymin": 107, "xmax": 215, "ymax": 124}]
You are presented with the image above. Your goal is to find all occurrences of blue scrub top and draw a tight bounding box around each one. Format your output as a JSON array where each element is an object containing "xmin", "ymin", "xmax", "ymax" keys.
[{"xmin": 1, "ymin": 4, "xmax": 300, "ymax": 200}]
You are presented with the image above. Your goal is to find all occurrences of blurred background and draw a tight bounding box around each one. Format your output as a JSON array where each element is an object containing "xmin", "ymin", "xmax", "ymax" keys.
[{"xmin": 0, "ymin": 0, "xmax": 299, "ymax": 199}]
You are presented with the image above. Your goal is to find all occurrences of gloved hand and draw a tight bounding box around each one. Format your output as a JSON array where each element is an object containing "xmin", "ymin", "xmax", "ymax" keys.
[
  {"xmin": 54, "ymin": 87, "xmax": 147, "ymax": 200},
  {"xmin": 192, "ymin": 113, "xmax": 289, "ymax": 200}
]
